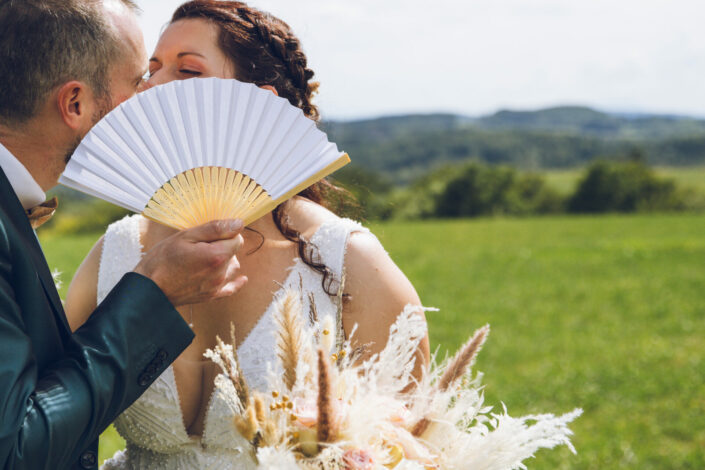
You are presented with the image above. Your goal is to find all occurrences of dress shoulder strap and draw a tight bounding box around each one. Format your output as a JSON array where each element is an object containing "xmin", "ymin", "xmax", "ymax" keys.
[
  {"xmin": 308, "ymin": 217, "xmax": 372, "ymax": 294},
  {"xmin": 97, "ymin": 214, "xmax": 144, "ymax": 304}
]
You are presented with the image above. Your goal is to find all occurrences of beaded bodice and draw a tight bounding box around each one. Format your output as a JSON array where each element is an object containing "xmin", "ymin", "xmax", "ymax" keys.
[{"xmin": 97, "ymin": 215, "xmax": 368, "ymax": 469}]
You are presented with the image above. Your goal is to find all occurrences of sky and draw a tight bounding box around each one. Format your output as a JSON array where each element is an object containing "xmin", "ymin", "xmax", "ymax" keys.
[{"xmin": 135, "ymin": 0, "xmax": 705, "ymax": 120}]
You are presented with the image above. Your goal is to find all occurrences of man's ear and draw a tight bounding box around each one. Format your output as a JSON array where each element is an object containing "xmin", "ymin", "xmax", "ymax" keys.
[
  {"xmin": 259, "ymin": 85, "xmax": 279, "ymax": 96},
  {"xmin": 56, "ymin": 81, "xmax": 95, "ymax": 130}
]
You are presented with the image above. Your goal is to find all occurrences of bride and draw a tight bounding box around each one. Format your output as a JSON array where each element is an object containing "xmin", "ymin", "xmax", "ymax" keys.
[{"xmin": 65, "ymin": 1, "xmax": 429, "ymax": 468}]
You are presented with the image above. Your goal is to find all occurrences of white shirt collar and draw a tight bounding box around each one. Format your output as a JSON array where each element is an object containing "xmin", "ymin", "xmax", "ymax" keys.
[{"xmin": 0, "ymin": 141, "xmax": 46, "ymax": 210}]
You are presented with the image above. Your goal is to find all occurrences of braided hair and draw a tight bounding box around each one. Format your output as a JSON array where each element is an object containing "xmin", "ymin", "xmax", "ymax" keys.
[{"xmin": 172, "ymin": 1, "xmax": 355, "ymax": 297}]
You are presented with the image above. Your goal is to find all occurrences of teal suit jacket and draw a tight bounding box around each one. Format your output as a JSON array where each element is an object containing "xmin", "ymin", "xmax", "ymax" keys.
[{"xmin": 0, "ymin": 168, "xmax": 195, "ymax": 469}]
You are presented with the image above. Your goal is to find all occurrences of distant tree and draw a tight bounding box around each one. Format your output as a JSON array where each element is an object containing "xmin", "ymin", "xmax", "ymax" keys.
[
  {"xmin": 434, "ymin": 163, "xmax": 513, "ymax": 217},
  {"xmin": 568, "ymin": 160, "xmax": 682, "ymax": 213},
  {"xmin": 432, "ymin": 163, "xmax": 564, "ymax": 218},
  {"xmin": 509, "ymin": 173, "xmax": 565, "ymax": 214},
  {"xmin": 387, "ymin": 165, "xmax": 460, "ymax": 220}
]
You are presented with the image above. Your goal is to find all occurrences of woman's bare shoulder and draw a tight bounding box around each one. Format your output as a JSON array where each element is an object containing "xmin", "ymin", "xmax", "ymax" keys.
[
  {"xmin": 344, "ymin": 230, "xmax": 416, "ymax": 301},
  {"xmin": 341, "ymin": 222, "xmax": 429, "ymax": 369},
  {"xmin": 284, "ymin": 197, "xmax": 341, "ymax": 238}
]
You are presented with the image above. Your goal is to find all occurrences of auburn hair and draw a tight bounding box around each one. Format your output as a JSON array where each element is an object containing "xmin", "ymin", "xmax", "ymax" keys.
[{"xmin": 172, "ymin": 1, "xmax": 356, "ymax": 296}]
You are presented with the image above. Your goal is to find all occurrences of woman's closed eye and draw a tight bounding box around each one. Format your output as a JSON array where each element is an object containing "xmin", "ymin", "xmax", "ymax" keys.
[{"xmin": 180, "ymin": 69, "xmax": 202, "ymax": 76}]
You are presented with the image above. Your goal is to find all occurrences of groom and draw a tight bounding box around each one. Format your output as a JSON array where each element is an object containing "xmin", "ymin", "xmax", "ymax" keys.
[{"xmin": 0, "ymin": 1, "xmax": 248, "ymax": 469}]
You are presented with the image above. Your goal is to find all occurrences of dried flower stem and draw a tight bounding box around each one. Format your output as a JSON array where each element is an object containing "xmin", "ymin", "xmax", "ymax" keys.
[
  {"xmin": 438, "ymin": 324, "xmax": 489, "ymax": 392},
  {"xmin": 234, "ymin": 397, "xmax": 259, "ymax": 442},
  {"xmin": 334, "ymin": 272, "xmax": 347, "ymax": 351},
  {"xmin": 316, "ymin": 348, "xmax": 335, "ymax": 444},
  {"xmin": 233, "ymin": 324, "xmax": 251, "ymax": 405},
  {"xmin": 254, "ymin": 395, "xmax": 266, "ymax": 423},
  {"xmin": 308, "ymin": 292, "xmax": 319, "ymax": 325},
  {"xmin": 215, "ymin": 330, "xmax": 249, "ymax": 406},
  {"xmin": 412, "ymin": 325, "xmax": 490, "ymax": 438},
  {"xmin": 411, "ymin": 417, "xmax": 431, "ymax": 437}
]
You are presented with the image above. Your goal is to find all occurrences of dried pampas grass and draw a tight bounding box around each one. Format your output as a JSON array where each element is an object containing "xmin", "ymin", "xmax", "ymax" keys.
[
  {"xmin": 274, "ymin": 291, "xmax": 305, "ymax": 391},
  {"xmin": 438, "ymin": 324, "xmax": 489, "ymax": 392},
  {"xmin": 205, "ymin": 289, "xmax": 581, "ymax": 470},
  {"xmin": 316, "ymin": 348, "xmax": 335, "ymax": 444}
]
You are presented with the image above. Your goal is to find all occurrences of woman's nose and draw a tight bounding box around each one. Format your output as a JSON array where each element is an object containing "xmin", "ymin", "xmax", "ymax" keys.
[{"xmin": 143, "ymin": 71, "xmax": 169, "ymax": 91}]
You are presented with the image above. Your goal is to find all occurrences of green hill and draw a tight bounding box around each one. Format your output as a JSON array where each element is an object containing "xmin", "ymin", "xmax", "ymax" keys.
[
  {"xmin": 324, "ymin": 107, "xmax": 705, "ymax": 183},
  {"xmin": 477, "ymin": 106, "xmax": 705, "ymax": 139}
]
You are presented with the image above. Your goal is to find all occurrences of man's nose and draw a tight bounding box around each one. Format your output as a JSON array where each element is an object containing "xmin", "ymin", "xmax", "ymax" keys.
[{"xmin": 138, "ymin": 80, "xmax": 152, "ymax": 93}]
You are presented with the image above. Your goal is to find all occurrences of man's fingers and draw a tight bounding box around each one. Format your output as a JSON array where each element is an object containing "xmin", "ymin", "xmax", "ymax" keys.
[
  {"xmin": 222, "ymin": 256, "xmax": 243, "ymax": 284},
  {"xmin": 214, "ymin": 275, "xmax": 248, "ymax": 298},
  {"xmin": 211, "ymin": 233, "xmax": 245, "ymax": 258},
  {"xmin": 184, "ymin": 219, "xmax": 244, "ymax": 243},
  {"xmin": 144, "ymin": 219, "xmax": 248, "ymax": 306},
  {"xmin": 206, "ymin": 257, "xmax": 243, "ymax": 294}
]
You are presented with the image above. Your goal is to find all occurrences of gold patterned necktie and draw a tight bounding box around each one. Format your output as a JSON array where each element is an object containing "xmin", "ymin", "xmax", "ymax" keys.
[{"xmin": 26, "ymin": 197, "xmax": 58, "ymax": 229}]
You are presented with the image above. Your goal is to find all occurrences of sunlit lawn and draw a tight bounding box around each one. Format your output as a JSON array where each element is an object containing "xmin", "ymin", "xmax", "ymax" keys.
[{"xmin": 40, "ymin": 213, "xmax": 705, "ymax": 468}]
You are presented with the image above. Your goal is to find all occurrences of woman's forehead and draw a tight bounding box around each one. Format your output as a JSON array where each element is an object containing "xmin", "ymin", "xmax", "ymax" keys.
[{"xmin": 155, "ymin": 18, "xmax": 219, "ymax": 54}]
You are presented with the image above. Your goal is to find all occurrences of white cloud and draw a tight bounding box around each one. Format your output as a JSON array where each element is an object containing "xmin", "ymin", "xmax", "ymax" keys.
[{"xmin": 135, "ymin": 0, "xmax": 705, "ymax": 118}]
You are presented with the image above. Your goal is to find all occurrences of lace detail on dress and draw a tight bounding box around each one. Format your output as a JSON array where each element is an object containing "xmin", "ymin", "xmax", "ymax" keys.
[
  {"xmin": 308, "ymin": 218, "xmax": 369, "ymax": 294},
  {"xmin": 98, "ymin": 215, "xmax": 368, "ymax": 469}
]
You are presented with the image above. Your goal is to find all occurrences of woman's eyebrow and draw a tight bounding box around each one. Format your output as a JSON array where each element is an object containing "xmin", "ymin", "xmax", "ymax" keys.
[{"xmin": 177, "ymin": 52, "xmax": 206, "ymax": 58}]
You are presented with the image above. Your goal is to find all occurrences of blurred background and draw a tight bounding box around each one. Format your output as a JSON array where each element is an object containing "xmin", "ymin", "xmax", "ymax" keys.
[{"xmin": 41, "ymin": 0, "xmax": 704, "ymax": 468}]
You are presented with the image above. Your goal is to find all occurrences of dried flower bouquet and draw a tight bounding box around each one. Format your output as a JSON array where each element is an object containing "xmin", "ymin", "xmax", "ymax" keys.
[{"xmin": 205, "ymin": 291, "xmax": 581, "ymax": 470}]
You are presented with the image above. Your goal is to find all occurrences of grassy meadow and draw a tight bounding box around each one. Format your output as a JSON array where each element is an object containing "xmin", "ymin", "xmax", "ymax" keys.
[{"xmin": 39, "ymin": 213, "xmax": 705, "ymax": 469}]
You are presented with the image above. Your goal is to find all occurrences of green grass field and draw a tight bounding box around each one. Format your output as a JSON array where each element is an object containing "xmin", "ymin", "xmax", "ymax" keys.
[{"xmin": 39, "ymin": 214, "xmax": 705, "ymax": 469}]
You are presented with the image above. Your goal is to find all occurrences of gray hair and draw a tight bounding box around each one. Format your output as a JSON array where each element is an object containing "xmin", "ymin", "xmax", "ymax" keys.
[{"xmin": 0, "ymin": 0, "xmax": 139, "ymax": 126}]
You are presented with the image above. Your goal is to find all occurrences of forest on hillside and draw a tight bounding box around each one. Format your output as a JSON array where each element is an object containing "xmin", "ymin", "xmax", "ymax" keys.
[{"xmin": 322, "ymin": 106, "xmax": 705, "ymax": 184}]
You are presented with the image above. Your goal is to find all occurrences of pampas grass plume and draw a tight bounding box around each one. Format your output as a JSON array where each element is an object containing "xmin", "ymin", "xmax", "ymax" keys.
[
  {"xmin": 438, "ymin": 324, "xmax": 489, "ymax": 392},
  {"xmin": 275, "ymin": 291, "xmax": 304, "ymax": 391},
  {"xmin": 234, "ymin": 398, "xmax": 259, "ymax": 443}
]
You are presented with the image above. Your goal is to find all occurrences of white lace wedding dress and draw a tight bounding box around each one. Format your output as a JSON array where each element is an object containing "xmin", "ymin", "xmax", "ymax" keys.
[{"xmin": 98, "ymin": 215, "xmax": 369, "ymax": 470}]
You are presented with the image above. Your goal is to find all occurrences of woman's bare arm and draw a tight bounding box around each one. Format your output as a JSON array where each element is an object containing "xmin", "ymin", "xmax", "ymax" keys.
[
  {"xmin": 342, "ymin": 231, "xmax": 431, "ymax": 382},
  {"xmin": 64, "ymin": 237, "xmax": 103, "ymax": 332}
]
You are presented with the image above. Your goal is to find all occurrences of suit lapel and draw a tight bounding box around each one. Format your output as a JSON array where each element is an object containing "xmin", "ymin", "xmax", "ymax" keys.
[{"xmin": 0, "ymin": 168, "xmax": 70, "ymax": 333}]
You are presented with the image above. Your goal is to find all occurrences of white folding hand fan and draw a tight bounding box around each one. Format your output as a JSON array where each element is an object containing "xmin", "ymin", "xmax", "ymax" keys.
[{"xmin": 60, "ymin": 77, "xmax": 349, "ymax": 229}]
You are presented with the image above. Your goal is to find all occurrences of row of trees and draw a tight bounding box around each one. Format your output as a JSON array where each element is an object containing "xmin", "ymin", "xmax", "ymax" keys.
[
  {"xmin": 45, "ymin": 157, "xmax": 703, "ymax": 235},
  {"xmin": 334, "ymin": 159, "xmax": 704, "ymax": 221}
]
